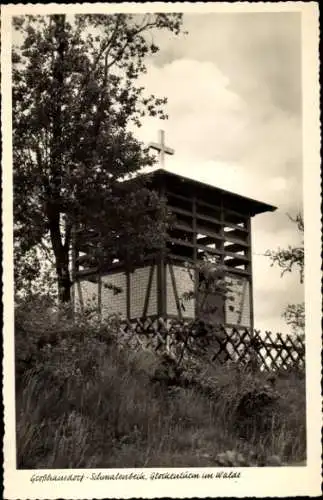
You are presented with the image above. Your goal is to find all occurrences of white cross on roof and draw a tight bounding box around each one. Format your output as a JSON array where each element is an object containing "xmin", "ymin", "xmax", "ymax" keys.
[{"xmin": 149, "ymin": 129, "xmax": 175, "ymax": 167}]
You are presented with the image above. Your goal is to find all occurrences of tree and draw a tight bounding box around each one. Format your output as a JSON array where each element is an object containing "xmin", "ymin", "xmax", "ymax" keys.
[
  {"xmin": 265, "ymin": 213, "xmax": 305, "ymax": 335},
  {"xmin": 13, "ymin": 13, "xmax": 184, "ymax": 302},
  {"xmin": 181, "ymin": 255, "xmax": 235, "ymax": 321},
  {"xmin": 14, "ymin": 238, "xmax": 56, "ymax": 301},
  {"xmin": 282, "ymin": 302, "xmax": 305, "ymax": 336}
]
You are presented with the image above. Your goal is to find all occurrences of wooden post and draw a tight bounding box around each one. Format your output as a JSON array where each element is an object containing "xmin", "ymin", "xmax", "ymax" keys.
[
  {"xmin": 192, "ymin": 196, "xmax": 198, "ymax": 318},
  {"xmin": 169, "ymin": 262, "xmax": 183, "ymax": 320},
  {"xmin": 143, "ymin": 264, "xmax": 155, "ymax": 318},
  {"xmin": 220, "ymin": 198, "xmax": 226, "ymax": 322},
  {"xmin": 246, "ymin": 217, "xmax": 254, "ymax": 333},
  {"xmin": 157, "ymin": 252, "xmax": 167, "ymax": 318},
  {"xmin": 157, "ymin": 182, "xmax": 167, "ymax": 318},
  {"xmin": 219, "ymin": 199, "xmax": 225, "ymax": 265},
  {"xmin": 237, "ymin": 279, "xmax": 248, "ymax": 325}
]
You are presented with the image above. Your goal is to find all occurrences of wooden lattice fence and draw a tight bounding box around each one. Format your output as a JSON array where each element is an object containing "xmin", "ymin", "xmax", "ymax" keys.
[{"xmin": 117, "ymin": 318, "xmax": 305, "ymax": 372}]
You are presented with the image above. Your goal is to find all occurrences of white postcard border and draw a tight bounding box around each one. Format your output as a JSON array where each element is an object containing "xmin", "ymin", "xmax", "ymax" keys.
[{"xmin": 2, "ymin": 2, "xmax": 321, "ymax": 498}]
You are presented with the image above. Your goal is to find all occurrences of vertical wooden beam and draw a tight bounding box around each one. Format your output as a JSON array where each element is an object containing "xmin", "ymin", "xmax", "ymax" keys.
[
  {"xmin": 158, "ymin": 252, "xmax": 167, "ymax": 318},
  {"xmin": 237, "ymin": 278, "xmax": 247, "ymax": 325},
  {"xmin": 192, "ymin": 196, "xmax": 197, "ymax": 260},
  {"xmin": 169, "ymin": 262, "xmax": 183, "ymax": 320},
  {"xmin": 220, "ymin": 198, "xmax": 226, "ymax": 323},
  {"xmin": 192, "ymin": 196, "xmax": 198, "ymax": 317},
  {"xmin": 142, "ymin": 265, "xmax": 155, "ymax": 318},
  {"xmin": 246, "ymin": 217, "xmax": 254, "ymax": 333},
  {"xmin": 219, "ymin": 198, "xmax": 225, "ymax": 265},
  {"xmin": 158, "ymin": 180, "xmax": 167, "ymax": 318}
]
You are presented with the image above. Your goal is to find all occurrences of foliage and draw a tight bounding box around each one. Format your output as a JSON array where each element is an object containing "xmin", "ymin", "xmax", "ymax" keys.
[
  {"xmin": 15, "ymin": 295, "xmax": 102, "ymax": 386},
  {"xmin": 16, "ymin": 303, "xmax": 306, "ymax": 468},
  {"xmin": 282, "ymin": 303, "xmax": 305, "ymax": 337},
  {"xmin": 180, "ymin": 255, "xmax": 236, "ymax": 321},
  {"xmin": 265, "ymin": 213, "xmax": 305, "ymax": 335},
  {"xmin": 265, "ymin": 213, "xmax": 304, "ymax": 283},
  {"xmin": 14, "ymin": 238, "xmax": 57, "ymax": 300},
  {"xmin": 12, "ymin": 13, "xmax": 184, "ymax": 301}
]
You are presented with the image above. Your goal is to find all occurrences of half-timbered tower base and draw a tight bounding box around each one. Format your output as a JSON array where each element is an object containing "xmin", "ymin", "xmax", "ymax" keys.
[{"xmin": 73, "ymin": 169, "xmax": 276, "ymax": 329}]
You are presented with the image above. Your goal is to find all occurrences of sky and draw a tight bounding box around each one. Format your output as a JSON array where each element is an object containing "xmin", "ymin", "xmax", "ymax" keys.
[{"xmin": 133, "ymin": 12, "xmax": 303, "ymax": 334}]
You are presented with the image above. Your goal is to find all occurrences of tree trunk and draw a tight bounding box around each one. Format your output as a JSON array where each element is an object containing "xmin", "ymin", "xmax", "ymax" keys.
[
  {"xmin": 56, "ymin": 252, "xmax": 71, "ymax": 303},
  {"xmin": 49, "ymin": 14, "xmax": 71, "ymax": 304},
  {"xmin": 47, "ymin": 204, "xmax": 71, "ymax": 303}
]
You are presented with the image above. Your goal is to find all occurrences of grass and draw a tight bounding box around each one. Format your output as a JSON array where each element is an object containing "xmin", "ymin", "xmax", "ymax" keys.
[{"xmin": 15, "ymin": 304, "xmax": 306, "ymax": 469}]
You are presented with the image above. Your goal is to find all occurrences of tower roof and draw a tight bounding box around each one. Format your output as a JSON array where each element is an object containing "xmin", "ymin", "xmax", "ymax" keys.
[{"xmin": 140, "ymin": 168, "xmax": 277, "ymax": 217}]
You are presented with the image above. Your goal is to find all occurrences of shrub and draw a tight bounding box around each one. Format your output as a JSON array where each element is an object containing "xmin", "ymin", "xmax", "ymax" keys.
[{"xmin": 15, "ymin": 299, "xmax": 306, "ymax": 468}]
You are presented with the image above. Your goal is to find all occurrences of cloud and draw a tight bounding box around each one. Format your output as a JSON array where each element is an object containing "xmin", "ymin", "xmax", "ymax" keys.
[
  {"xmin": 137, "ymin": 56, "xmax": 302, "ymax": 208},
  {"xmin": 252, "ymin": 217, "xmax": 304, "ymax": 332},
  {"xmin": 134, "ymin": 13, "xmax": 303, "ymax": 334},
  {"xmin": 150, "ymin": 12, "xmax": 302, "ymax": 115},
  {"xmin": 136, "ymin": 58, "xmax": 247, "ymax": 163}
]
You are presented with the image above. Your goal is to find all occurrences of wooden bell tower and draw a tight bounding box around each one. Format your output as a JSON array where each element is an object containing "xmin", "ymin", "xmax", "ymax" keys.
[{"xmin": 73, "ymin": 131, "xmax": 276, "ymax": 329}]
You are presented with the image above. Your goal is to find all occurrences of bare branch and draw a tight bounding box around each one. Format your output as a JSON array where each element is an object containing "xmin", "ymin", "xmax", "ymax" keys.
[
  {"xmin": 106, "ymin": 20, "xmax": 158, "ymax": 70},
  {"xmin": 286, "ymin": 212, "xmax": 304, "ymax": 233}
]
